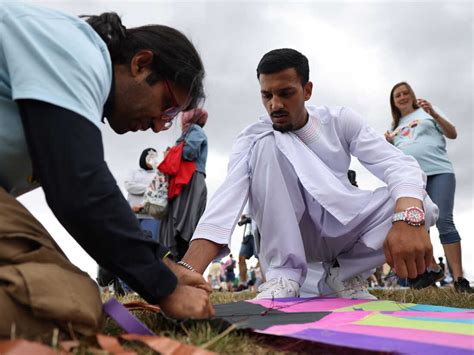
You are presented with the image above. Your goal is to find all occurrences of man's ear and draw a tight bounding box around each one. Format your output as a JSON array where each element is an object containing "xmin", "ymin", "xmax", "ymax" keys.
[
  {"xmin": 130, "ymin": 50, "xmax": 154, "ymax": 77},
  {"xmin": 304, "ymin": 81, "xmax": 313, "ymax": 101}
]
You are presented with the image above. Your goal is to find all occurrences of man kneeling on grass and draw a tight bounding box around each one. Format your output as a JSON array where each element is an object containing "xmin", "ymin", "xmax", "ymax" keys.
[
  {"xmin": 182, "ymin": 48, "xmax": 439, "ymax": 299},
  {"xmin": 0, "ymin": 2, "xmax": 213, "ymax": 339}
]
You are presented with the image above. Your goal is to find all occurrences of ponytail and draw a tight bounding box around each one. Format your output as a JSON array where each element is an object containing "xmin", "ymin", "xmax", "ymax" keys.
[
  {"xmin": 82, "ymin": 12, "xmax": 205, "ymax": 110},
  {"xmin": 81, "ymin": 13, "xmax": 127, "ymax": 61}
]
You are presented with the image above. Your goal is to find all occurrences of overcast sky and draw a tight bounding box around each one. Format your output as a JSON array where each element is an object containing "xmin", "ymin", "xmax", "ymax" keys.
[{"xmin": 17, "ymin": 0, "xmax": 473, "ymax": 280}]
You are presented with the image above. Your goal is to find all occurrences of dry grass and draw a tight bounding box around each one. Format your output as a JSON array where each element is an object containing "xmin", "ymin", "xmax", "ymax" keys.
[{"xmin": 90, "ymin": 287, "xmax": 473, "ymax": 354}]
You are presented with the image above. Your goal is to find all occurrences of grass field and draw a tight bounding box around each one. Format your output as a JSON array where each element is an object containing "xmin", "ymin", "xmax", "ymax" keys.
[{"xmin": 88, "ymin": 287, "xmax": 473, "ymax": 354}]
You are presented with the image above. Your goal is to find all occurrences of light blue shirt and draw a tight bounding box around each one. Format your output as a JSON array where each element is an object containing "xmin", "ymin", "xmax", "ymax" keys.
[
  {"xmin": 0, "ymin": 2, "xmax": 112, "ymax": 196},
  {"xmin": 391, "ymin": 107, "xmax": 454, "ymax": 175},
  {"xmin": 180, "ymin": 124, "xmax": 208, "ymax": 174}
]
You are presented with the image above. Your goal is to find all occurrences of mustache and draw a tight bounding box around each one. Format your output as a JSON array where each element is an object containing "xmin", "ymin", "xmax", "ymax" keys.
[{"xmin": 270, "ymin": 110, "xmax": 289, "ymax": 117}]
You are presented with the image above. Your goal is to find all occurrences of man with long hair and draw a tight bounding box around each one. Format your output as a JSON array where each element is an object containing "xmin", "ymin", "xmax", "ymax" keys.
[{"xmin": 0, "ymin": 2, "xmax": 212, "ymax": 338}]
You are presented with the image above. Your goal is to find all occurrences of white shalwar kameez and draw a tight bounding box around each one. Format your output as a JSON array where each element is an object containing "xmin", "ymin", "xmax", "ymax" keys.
[{"xmin": 192, "ymin": 105, "xmax": 438, "ymax": 295}]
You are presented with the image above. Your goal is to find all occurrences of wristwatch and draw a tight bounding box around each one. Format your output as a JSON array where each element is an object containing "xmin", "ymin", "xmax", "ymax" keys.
[{"xmin": 392, "ymin": 206, "xmax": 425, "ymax": 226}]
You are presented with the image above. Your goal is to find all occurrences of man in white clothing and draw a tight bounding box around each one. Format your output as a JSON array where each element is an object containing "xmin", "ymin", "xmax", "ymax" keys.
[{"xmin": 182, "ymin": 48, "xmax": 438, "ymax": 299}]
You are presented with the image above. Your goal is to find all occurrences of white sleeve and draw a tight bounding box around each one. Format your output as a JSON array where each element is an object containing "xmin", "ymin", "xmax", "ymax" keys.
[
  {"xmin": 191, "ymin": 135, "xmax": 251, "ymax": 245},
  {"xmin": 341, "ymin": 107, "xmax": 426, "ymax": 201}
]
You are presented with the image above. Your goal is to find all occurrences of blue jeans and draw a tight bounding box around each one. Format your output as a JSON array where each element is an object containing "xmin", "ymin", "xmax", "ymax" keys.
[{"xmin": 426, "ymin": 173, "xmax": 461, "ymax": 244}]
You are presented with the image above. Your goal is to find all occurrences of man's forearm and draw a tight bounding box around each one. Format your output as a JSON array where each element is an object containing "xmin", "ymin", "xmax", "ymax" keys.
[{"xmin": 182, "ymin": 239, "xmax": 224, "ymax": 274}]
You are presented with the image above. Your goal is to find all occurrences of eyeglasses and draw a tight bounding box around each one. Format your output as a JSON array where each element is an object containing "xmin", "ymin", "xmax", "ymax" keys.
[{"xmin": 162, "ymin": 79, "xmax": 181, "ymax": 119}]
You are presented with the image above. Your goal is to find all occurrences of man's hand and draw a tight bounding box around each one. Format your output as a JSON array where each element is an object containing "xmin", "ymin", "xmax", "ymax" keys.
[
  {"xmin": 159, "ymin": 284, "xmax": 214, "ymax": 319},
  {"xmin": 383, "ymin": 222, "xmax": 433, "ymax": 279},
  {"xmin": 163, "ymin": 258, "xmax": 211, "ymax": 293}
]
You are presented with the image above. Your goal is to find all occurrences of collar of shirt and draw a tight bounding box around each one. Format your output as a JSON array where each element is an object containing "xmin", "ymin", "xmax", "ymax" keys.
[
  {"xmin": 293, "ymin": 113, "xmax": 320, "ymax": 145},
  {"xmin": 253, "ymin": 109, "xmax": 372, "ymax": 225}
]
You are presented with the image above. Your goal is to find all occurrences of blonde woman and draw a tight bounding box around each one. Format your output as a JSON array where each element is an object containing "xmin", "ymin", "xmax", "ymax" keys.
[{"xmin": 386, "ymin": 82, "xmax": 471, "ymax": 293}]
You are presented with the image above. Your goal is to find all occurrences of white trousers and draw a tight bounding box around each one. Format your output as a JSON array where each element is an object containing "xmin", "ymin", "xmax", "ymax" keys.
[{"xmin": 248, "ymin": 135, "xmax": 438, "ymax": 295}]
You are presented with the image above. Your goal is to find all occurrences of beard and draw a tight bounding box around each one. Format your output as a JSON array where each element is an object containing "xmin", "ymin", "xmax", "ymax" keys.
[
  {"xmin": 271, "ymin": 109, "xmax": 293, "ymax": 132},
  {"xmin": 272, "ymin": 122, "xmax": 293, "ymax": 132}
]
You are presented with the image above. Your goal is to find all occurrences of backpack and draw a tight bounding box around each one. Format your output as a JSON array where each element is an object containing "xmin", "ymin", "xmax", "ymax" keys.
[{"xmin": 142, "ymin": 170, "xmax": 169, "ymax": 219}]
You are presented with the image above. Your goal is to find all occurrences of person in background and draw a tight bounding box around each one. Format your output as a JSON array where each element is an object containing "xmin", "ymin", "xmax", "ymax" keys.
[
  {"xmin": 159, "ymin": 108, "xmax": 208, "ymax": 260},
  {"xmin": 247, "ymin": 267, "xmax": 257, "ymax": 292},
  {"xmin": 236, "ymin": 211, "xmax": 259, "ymax": 291},
  {"xmin": 0, "ymin": 2, "xmax": 213, "ymax": 338},
  {"xmin": 347, "ymin": 170, "xmax": 382, "ymax": 288},
  {"xmin": 125, "ymin": 148, "xmax": 161, "ymax": 241},
  {"xmin": 374, "ymin": 266, "xmax": 384, "ymax": 287},
  {"xmin": 97, "ymin": 147, "xmax": 163, "ymax": 296},
  {"xmin": 386, "ymin": 82, "xmax": 472, "ymax": 293},
  {"xmin": 224, "ymin": 254, "xmax": 236, "ymax": 291},
  {"xmin": 254, "ymin": 264, "xmax": 264, "ymax": 289},
  {"xmin": 208, "ymin": 259, "xmax": 223, "ymax": 291},
  {"xmin": 437, "ymin": 256, "xmax": 448, "ymax": 286}
]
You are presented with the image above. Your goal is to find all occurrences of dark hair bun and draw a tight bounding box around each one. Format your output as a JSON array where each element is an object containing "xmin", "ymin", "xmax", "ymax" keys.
[{"xmin": 81, "ymin": 12, "xmax": 126, "ymax": 59}]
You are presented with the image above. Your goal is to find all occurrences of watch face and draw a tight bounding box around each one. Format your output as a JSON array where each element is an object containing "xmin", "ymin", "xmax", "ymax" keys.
[{"xmin": 406, "ymin": 207, "xmax": 424, "ymax": 224}]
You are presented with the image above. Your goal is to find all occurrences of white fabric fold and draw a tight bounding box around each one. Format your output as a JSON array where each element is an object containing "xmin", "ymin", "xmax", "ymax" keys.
[
  {"xmin": 191, "ymin": 105, "xmax": 427, "ymax": 247},
  {"xmin": 273, "ymin": 131, "xmax": 371, "ymax": 225}
]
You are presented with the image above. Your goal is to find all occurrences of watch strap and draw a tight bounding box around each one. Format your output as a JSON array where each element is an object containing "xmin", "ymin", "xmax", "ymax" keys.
[{"xmin": 392, "ymin": 206, "xmax": 425, "ymax": 226}]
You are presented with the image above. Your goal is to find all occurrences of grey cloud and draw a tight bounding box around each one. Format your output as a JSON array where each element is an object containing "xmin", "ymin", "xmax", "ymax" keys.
[
  {"xmin": 78, "ymin": 0, "xmax": 472, "ymax": 222},
  {"xmin": 21, "ymin": 1, "xmax": 474, "ymax": 278}
]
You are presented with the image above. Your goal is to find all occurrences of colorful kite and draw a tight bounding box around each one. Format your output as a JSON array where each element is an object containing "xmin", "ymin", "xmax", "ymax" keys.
[{"xmin": 214, "ymin": 297, "xmax": 473, "ymax": 354}]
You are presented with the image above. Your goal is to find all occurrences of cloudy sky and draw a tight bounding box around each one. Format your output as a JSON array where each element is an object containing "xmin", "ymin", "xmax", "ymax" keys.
[{"xmin": 17, "ymin": 0, "xmax": 473, "ymax": 280}]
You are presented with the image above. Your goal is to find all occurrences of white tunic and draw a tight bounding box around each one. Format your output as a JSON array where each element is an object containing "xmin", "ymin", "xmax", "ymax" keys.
[{"xmin": 192, "ymin": 105, "xmax": 437, "ymax": 289}]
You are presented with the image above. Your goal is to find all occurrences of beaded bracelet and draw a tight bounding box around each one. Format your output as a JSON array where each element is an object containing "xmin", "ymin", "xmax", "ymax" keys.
[{"xmin": 177, "ymin": 260, "xmax": 196, "ymax": 272}]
